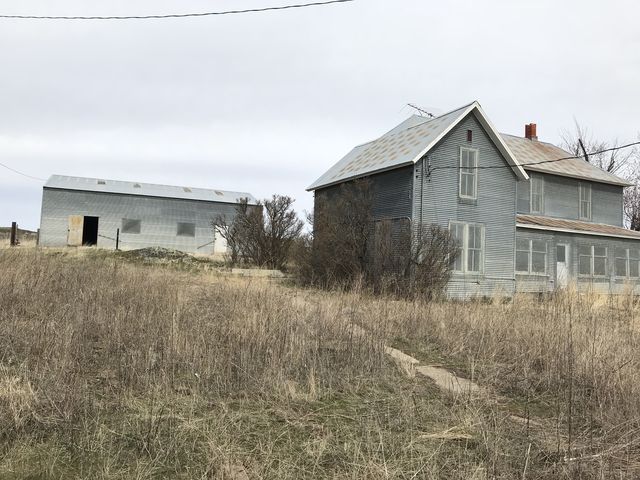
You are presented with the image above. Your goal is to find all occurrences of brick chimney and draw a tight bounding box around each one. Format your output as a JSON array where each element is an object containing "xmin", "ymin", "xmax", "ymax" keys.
[{"xmin": 525, "ymin": 123, "xmax": 538, "ymax": 141}]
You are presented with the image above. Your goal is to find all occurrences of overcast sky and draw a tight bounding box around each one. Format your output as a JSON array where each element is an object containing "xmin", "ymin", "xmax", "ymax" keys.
[{"xmin": 1, "ymin": 0, "xmax": 639, "ymax": 230}]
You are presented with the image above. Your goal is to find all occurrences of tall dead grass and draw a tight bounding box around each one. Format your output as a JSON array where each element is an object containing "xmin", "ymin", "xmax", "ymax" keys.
[
  {"xmin": 2, "ymin": 248, "xmax": 640, "ymax": 478},
  {"xmin": 351, "ymin": 287, "xmax": 640, "ymax": 475}
]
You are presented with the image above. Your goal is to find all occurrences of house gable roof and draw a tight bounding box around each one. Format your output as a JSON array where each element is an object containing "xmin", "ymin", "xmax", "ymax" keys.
[
  {"xmin": 502, "ymin": 134, "xmax": 632, "ymax": 187},
  {"xmin": 307, "ymin": 101, "xmax": 529, "ymax": 191}
]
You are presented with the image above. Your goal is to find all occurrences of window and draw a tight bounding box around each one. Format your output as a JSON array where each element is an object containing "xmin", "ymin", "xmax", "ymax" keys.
[
  {"xmin": 579, "ymin": 245, "xmax": 607, "ymax": 277},
  {"xmin": 459, "ymin": 148, "xmax": 478, "ymax": 199},
  {"xmin": 615, "ymin": 248, "xmax": 640, "ymax": 278},
  {"xmin": 593, "ymin": 246, "xmax": 607, "ymax": 276},
  {"xmin": 177, "ymin": 222, "xmax": 196, "ymax": 237},
  {"xmin": 121, "ymin": 218, "xmax": 141, "ymax": 234},
  {"xmin": 530, "ymin": 175, "xmax": 544, "ymax": 214},
  {"xmin": 631, "ymin": 249, "xmax": 640, "ymax": 277},
  {"xmin": 450, "ymin": 223, "xmax": 465, "ymax": 272},
  {"xmin": 579, "ymin": 183, "xmax": 592, "ymax": 220},
  {"xmin": 516, "ymin": 238, "xmax": 547, "ymax": 274},
  {"xmin": 450, "ymin": 222, "xmax": 484, "ymax": 274}
]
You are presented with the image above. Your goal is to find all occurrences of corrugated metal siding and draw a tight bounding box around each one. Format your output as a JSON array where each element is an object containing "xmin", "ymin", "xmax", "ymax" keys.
[
  {"xmin": 516, "ymin": 173, "xmax": 624, "ymax": 226},
  {"xmin": 39, "ymin": 188, "xmax": 238, "ymax": 254},
  {"xmin": 314, "ymin": 165, "xmax": 413, "ymax": 221},
  {"xmin": 516, "ymin": 227, "xmax": 640, "ymax": 294},
  {"xmin": 412, "ymin": 112, "xmax": 518, "ymax": 299}
]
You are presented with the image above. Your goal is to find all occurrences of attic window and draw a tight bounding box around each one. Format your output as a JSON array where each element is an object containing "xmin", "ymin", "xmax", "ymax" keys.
[
  {"xmin": 183, "ymin": 187, "xmax": 192, "ymax": 193},
  {"xmin": 133, "ymin": 183, "xmax": 141, "ymax": 189},
  {"xmin": 214, "ymin": 191, "xmax": 224, "ymax": 196},
  {"xmin": 466, "ymin": 130, "xmax": 472, "ymax": 142},
  {"xmin": 97, "ymin": 180, "xmax": 106, "ymax": 185}
]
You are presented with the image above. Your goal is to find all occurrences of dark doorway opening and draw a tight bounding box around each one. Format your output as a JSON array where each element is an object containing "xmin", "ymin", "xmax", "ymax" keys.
[{"xmin": 82, "ymin": 216, "xmax": 99, "ymax": 246}]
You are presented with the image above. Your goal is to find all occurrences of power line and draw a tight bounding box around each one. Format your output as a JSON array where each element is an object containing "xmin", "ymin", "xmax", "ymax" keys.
[
  {"xmin": 430, "ymin": 141, "xmax": 640, "ymax": 172},
  {"xmin": 0, "ymin": 0, "xmax": 354, "ymax": 20},
  {"xmin": 0, "ymin": 161, "xmax": 45, "ymax": 181}
]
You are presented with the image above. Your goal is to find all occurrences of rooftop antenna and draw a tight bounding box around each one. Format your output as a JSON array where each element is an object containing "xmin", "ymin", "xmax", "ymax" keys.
[{"xmin": 407, "ymin": 103, "xmax": 436, "ymax": 118}]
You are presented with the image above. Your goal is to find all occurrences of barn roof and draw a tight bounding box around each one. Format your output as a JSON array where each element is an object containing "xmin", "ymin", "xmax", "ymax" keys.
[
  {"xmin": 307, "ymin": 101, "xmax": 528, "ymax": 191},
  {"xmin": 44, "ymin": 175, "xmax": 257, "ymax": 205},
  {"xmin": 502, "ymin": 135, "xmax": 632, "ymax": 187}
]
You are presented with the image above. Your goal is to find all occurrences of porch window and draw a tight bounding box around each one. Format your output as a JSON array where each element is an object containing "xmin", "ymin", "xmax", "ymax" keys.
[
  {"xmin": 615, "ymin": 248, "xmax": 640, "ymax": 278},
  {"xmin": 530, "ymin": 175, "xmax": 544, "ymax": 214},
  {"xmin": 459, "ymin": 148, "xmax": 478, "ymax": 199},
  {"xmin": 450, "ymin": 222, "xmax": 484, "ymax": 274},
  {"xmin": 516, "ymin": 238, "xmax": 547, "ymax": 274},
  {"xmin": 615, "ymin": 248, "xmax": 628, "ymax": 277},
  {"xmin": 579, "ymin": 245, "xmax": 607, "ymax": 277},
  {"xmin": 579, "ymin": 183, "xmax": 592, "ymax": 220},
  {"xmin": 631, "ymin": 249, "xmax": 640, "ymax": 277}
]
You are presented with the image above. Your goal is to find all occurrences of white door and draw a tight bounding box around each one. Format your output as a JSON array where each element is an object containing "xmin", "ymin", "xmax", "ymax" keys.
[
  {"xmin": 556, "ymin": 244, "xmax": 569, "ymax": 289},
  {"xmin": 67, "ymin": 215, "xmax": 84, "ymax": 246}
]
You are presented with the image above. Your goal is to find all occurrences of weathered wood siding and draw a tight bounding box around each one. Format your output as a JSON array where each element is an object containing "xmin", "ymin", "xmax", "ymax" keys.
[
  {"xmin": 517, "ymin": 173, "xmax": 624, "ymax": 226},
  {"xmin": 412, "ymin": 112, "xmax": 518, "ymax": 298}
]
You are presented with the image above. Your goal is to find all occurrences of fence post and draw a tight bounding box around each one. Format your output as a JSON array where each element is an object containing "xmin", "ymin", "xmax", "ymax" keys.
[
  {"xmin": 115, "ymin": 228, "xmax": 120, "ymax": 251},
  {"xmin": 10, "ymin": 222, "xmax": 17, "ymax": 246}
]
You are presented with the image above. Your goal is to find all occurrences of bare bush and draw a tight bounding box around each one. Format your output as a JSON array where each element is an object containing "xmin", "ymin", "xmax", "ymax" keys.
[
  {"xmin": 311, "ymin": 179, "xmax": 374, "ymax": 284},
  {"xmin": 213, "ymin": 195, "xmax": 303, "ymax": 270},
  {"xmin": 304, "ymin": 180, "xmax": 457, "ymax": 298}
]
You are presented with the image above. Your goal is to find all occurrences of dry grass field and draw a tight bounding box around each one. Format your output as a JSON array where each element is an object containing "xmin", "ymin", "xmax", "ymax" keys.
[{"xmin": 1, "ymin": 246, "xmax": 640, "ymax": 479}]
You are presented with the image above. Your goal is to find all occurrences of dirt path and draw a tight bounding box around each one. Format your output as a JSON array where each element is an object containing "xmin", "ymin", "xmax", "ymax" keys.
[{"xmin": 384, "ymin": 345, "xmax": 482, "ymax": 396}]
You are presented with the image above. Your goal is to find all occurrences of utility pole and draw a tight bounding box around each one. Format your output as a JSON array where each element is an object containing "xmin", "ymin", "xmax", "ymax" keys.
[{"xmin": 578, "ymin": 138, "xmax": 590, "ymax": 163}]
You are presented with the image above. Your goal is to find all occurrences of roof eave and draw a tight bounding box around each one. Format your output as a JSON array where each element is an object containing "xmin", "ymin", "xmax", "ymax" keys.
[
  {"xmin": 306, "ymin": 161, "xmax": 415, "ymax": 191},
  {"xmin": 402, "ymin": 101, "xmax": 529, "ymax": 181},
  {"xmin": 308, "ymin": 101, "xmax": 530, "ymax": 191},
  {"xmin": 522, "ymin": 165, "xmax": 633, "ymax": 187},
  {"xmin": 516, "ymin": 223, "xmax": 640, "ymax": 240},
  {"xmin": 471, "ymin": 104, "xmax": 529, "ymax": 181}
]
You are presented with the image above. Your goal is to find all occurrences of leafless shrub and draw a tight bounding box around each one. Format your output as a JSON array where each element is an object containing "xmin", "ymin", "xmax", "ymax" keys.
[
  {"xmin": 310, "ymin": 179, "xmax": 374, "ymax": 284},
  {"xmin": 213, "ymin": 195, "xmax": 303, "ymax": 270},
  {"xmin": 301, "ymin": 180, "xmax": 457, "ymax": 298}
]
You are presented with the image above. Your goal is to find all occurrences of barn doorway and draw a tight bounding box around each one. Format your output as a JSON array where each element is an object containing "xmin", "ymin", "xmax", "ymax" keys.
[{"xmin": 82, "ymin": 216, "xmax": 99, "ymax": 246}]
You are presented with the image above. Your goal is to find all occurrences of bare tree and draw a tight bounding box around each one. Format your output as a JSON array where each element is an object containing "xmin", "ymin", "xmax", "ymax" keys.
[
  {"xmin": 560, "ymin": 121, "xmax": 636, "ymax": 175},
  {"xmin": 212, "ymin": 195, "xmax": 303, "ymax": 270}
]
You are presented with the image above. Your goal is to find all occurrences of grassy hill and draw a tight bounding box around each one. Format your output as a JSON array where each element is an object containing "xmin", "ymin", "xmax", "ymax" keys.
[{"xmin": 0, "ymin": 247, "xmax": 639, "ymax": 479}]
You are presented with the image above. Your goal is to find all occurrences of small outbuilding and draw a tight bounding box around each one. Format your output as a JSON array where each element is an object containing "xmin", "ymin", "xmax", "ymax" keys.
[{"xmin": 39, "ymin": 175, "xmax": 256, "ymax": 255}]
